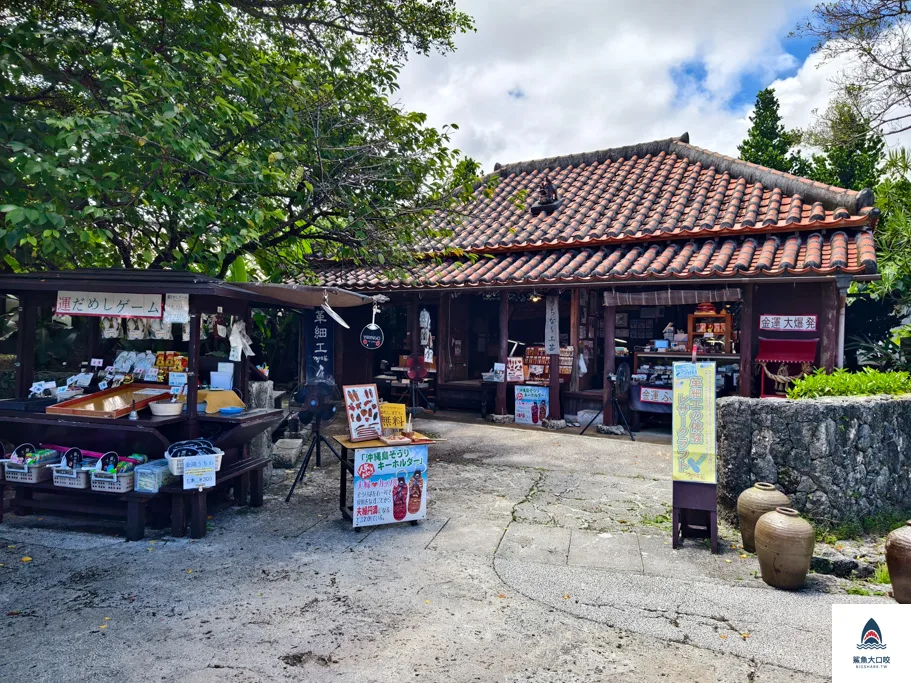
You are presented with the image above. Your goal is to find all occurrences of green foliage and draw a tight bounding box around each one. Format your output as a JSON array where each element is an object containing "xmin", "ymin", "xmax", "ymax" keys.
[
  {"xmin": 846, "ymin": 586, "xmax": 872, "ymax": 596},
  {"xmin": 871, "ymin": 563, "xmax": 891, "ymax": 585},
  {"xmin": 849, "ymin": 334, "xmax": 911, "ymax": 371},
  {"xmin": 737, "ymin": 88, "xmax": 805, "ymax": 174},
  {"xmin": 0, "ymin": 1, "xmax": 478, "ymax": 279},
  {"xmin": 786, "ymin": 368, "xmax": 911, "ymax": 399}
]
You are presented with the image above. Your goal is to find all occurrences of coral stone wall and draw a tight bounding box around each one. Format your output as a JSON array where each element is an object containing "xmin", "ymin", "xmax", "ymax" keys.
[{"xmin": 716, "ymin": 395, "xmax": 911, "ymax": 523}]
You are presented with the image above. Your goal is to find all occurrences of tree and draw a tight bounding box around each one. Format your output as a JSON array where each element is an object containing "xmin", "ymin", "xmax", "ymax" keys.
[
  {"xmin": 798, "ymin": 1, "xmax": 911, "ymax": 136},
  {"xmin": 0, "ymin": 1, "xmax": 477, "ymax": 278},
  {"xmin": 738, "ymin": 88, "xmax": 806, "ymax": 173},
  {"xmin": 805, "ymin": 92, "xmax": 885, "ymax": 191}
]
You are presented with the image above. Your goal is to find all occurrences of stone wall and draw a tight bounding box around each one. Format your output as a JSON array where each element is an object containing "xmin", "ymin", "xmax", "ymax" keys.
[
  {"xmin": 716, "ymin": 395, "xmax": 911, "ymax": 523},
  {"xmin": 248, "ymin": 380, "xmax": 276, "ymax": 462}
]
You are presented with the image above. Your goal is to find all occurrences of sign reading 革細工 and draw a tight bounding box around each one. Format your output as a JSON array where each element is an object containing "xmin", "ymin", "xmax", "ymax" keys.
[
  {"xmin": 353, "ymin": 444, "xmax": 428, "ymax": 528},
  {"xmin": 55, "ymin": 291, "xmax": 163, "ymax": 318},
  {"xmin": 303, "ymin": 308, "xmax": 334, "ymax": 381},
  {"xmin": 514, "ymin": 384, "xmax": 550, "ymax": 425},
  {"xmin": 671, "ymin": 362, "xmax": 716, "ymax": 484},
  {"xmin": 759, "ymin": 314, "xmax": 817, "ymax": 332}
]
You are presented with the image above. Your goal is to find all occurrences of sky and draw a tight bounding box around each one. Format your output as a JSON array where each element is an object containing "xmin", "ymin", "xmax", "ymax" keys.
[{"xmin": 393, "ymin": 0, "xmax": 879, "ymax": 172}]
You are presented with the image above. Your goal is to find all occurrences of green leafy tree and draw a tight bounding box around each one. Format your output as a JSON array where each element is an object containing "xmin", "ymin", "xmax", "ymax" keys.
[
  {"xmin": 738, "ymin": 88, "xmax": 805, "ymax": 173},
  {"xmin": 0, "ymin": 1, "xmax": 477, "ymax": 278},
  {"xmin": 805, "ymin": 93, "xmax": 885, "ymax": 191}
]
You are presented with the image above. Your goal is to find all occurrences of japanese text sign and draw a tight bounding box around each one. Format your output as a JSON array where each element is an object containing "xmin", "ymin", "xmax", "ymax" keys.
[
  {"xmin": 163, "ymin": 293, "xmax": 190, "ymax": 324},
  {"xmin": 640, "ymin": 386, "xmax": 673, "ymax": 404},
  {"xmin": 304, "ymin": 308, "xmax": 334, "ymax": 381},
  {"xmin": 55, "ymin": 291, "xmax": 163, "ymax": 318},
  {"xmin": 353, "ymin": 444, "xmax": 428, "ymax": 528},
  {"xmin": 759, "ymin": 314, "xmax": 817, "ymax": 332},
  {"xmin": 545, "ymin": 296, "xmax": 559, "ymax": 355},
  {"xmin": 671, "ymin": 362, "xmax": 717, "ymax": 484},
  {"xmin": 380, "ymin": 402, "xmax": 406, "ymax": 431},
  {"xmin": 514, "ymin": 384, "xmax": 550, "ymax": 426},
  {"xmin": 183, "ymin": 454, "xmax": 216, "ymax": 490}
]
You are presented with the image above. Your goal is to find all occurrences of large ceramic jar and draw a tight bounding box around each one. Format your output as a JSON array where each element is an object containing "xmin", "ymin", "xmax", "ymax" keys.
[
  {"xmin": 885, "ymin": 521, "xmax": 911, "ymax": 604},
  {"xmin": 737, "ymin": 482, "xmax": 790, "ymax": 553},
  {"xmin": 755, "ymin": 507, "xmax": 814, "ymax": 590}
]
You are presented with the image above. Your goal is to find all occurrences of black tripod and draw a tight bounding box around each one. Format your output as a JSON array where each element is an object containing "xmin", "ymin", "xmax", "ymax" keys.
[
  {"xmin": 580, "ymin": 377, "xmax": 635, "ymax": 441},
  {"xmin": 285, "ymin": 417, "xmax": 343, "ymax": 502}
]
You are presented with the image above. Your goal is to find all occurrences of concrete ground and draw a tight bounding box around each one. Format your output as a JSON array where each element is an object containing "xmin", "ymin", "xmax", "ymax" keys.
[{"xmin": 0, "ymin": 419, "xmax": 887, "ymax": 682}]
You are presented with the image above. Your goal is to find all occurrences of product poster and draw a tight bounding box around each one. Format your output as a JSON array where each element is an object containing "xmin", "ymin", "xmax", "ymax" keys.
[
  {"xmin": 353, "ymin": 444, "xmax": 428, "ymax": 528},
  {"xmin": 514, "ymin": 385, "xmax": 550, "ymax": 425},
  {"xmin": 671, "ymin": 362, "xmax": 717, "ymax": 483},
  {"xmin": 342, "ymin": 384, "xmax": 381, "ymax": 442},
  {"xmin": 506, "ymin": 356, "xmax": 524, "ymax": 383}
]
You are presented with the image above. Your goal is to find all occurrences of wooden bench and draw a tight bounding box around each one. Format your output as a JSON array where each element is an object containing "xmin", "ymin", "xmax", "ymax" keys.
[
  {"xmin": 164, "ymin": 456, "xmax": 270, "ymax": 539},
  {"xmin": 3, "ymin": 481, "xmax": 160, "ymax": 541}
]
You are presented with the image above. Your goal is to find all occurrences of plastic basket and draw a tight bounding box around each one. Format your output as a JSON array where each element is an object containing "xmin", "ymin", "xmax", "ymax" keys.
[
  {"xmin": 165, "ymin": 451, "xmax": 223, "ymax": 476},
  {"xmin": 90, "ymin": 471, "xmax": 135, "ymax": 494},
  {"xmin": 52, "ymin": 467, "xmax": 91, "ymax": 489},
  {"xmin": 4, "ymin": 462, "xmax": 53, "ymax": 484}
]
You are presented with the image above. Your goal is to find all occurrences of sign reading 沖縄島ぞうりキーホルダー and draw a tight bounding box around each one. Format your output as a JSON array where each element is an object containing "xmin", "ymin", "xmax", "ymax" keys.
[
  {"xmin": 353, "ymin": 444, "xmax": 427, "ymax": 528},
  {"xmin": 671, "ymin": 362, "xmax": 716, "ymax": 484}
]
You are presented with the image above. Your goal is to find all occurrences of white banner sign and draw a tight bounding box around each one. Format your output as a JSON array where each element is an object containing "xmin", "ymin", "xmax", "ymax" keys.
[
  {"xmin": 544, "ymin": 296, "xmax": 559, "ymax": 355},
  {"xmin": 639, "ymin": 386, "xmax": 673, "ymax": 404},
  {"xmin": 55, "ymin": 291, "xmax": 163, "ymax": 318},
  {"xmin": 759, "ymin": 314, "xmax": 817, "ymax": 332},
  {"xmin": 183, "ymin": 454, "xmax": 217, "ymax": 490},
  {"xmin": 163, "ymin": 293, "xmax": 190, "ymax": 324}
]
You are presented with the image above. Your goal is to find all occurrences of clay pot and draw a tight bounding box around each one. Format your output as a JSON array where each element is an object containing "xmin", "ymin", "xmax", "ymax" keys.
[
  {"xmin": 736, "ymin": 482, "xmax": 790, "ymax": 553},
  {"xmin": 885, "ymin": 520, "xmax": 911, "ymax": 604},
  {"xmin": 755, "ymin": 507, "xmax": 814, "ymax": 590}
]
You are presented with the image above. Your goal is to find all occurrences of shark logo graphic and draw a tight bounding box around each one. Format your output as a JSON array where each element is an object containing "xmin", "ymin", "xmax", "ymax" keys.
[{"xmin": 857, "ymin": 618, "xmax": 887, "ymax": 650}]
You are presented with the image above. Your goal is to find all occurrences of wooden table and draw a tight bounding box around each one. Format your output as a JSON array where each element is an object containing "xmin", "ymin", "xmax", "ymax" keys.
[{"xmin": 333, "ymin": 433, "xmax": 434, "ymax": 526}]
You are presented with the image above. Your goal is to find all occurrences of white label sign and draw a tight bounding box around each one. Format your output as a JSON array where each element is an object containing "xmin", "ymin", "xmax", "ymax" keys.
[
  {"xmin": 639, "ymin": 386, "xmax": 673, "ymax": 404},
  {"xmin": 182, "ymin": 454, "xmax": 216, "ymax": 490},
  {"xmin": 163, "ymin": 293, "xmax": 190, "ymax": 324},
  {"xmin": 759, "ymin": 314, "xmax": 817, "ymax": 332},
  {"xmin": 545, "ymin": 296, "xmax": 559, "ymax": 355},
  {"xmin": 55, "ymin": 291, "xmax": 163, "ymax": 318}
]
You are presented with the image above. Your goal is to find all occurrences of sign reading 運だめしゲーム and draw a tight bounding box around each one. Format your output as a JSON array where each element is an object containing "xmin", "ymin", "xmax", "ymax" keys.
[
  {"xmin": 55, "ymin": 291, "xmax": 163, "ymax": 318},
  {"xmin": 353, "ymin": 444, "xmax": 428, "ymax": 527},
  {"xmin": 671, "ymin": 362, "xmax": 716, "ymax": 484}
]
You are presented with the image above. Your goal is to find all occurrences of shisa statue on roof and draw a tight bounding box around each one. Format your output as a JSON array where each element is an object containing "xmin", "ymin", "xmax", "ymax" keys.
[{"xmin": 537, "ymin": 173, "xmax": 557, "ymax": 205}]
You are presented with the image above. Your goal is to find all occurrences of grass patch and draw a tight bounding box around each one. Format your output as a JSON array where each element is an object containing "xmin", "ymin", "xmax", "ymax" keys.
[
  {"xmin": 846, "ymin": 586, "xmax": 872, "ymax": 596},
  {"xmin": 814, "ymin": 509, "xmax": 911, "ymax": 542},
  {"xmin": 641, "ymin": 512, "xmax": 672, "ymax": 530},
  {"xmin": 871, "ymin": 564, "xmax": 891, "ymax": 585}
]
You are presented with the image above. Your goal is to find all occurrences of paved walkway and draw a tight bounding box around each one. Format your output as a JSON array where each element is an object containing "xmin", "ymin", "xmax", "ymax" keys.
[{"xmin": 0, "ymin": 419, "xmax": 885, "ymax": 681}]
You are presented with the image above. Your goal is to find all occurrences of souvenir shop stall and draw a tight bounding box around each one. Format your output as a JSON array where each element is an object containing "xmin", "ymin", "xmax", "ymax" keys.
[{"xmin": 0, "ymin": 270, "xmax": 371, "ymax": 539}]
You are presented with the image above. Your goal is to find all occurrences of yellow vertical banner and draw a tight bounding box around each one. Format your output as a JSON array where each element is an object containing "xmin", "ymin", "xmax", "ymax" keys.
[{"xmin": 671, "ymin": 362, "xmax": 717, "ymax": 483}]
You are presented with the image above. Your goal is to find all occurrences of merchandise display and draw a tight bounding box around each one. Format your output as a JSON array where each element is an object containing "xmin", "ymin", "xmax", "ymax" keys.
[{"xmin": 134, "ymin": 459, "xmax": 177, "ymax": 493}]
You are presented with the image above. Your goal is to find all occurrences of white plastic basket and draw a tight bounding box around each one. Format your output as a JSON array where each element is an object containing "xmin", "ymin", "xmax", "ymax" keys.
[
  {"xmin": 90, "ymin": 471, "xmax": 135, "ymax": 493},
  {"xmin": 4, "ymin": 462, "xmax": 53, "ymax": 484},
  {"xmin": 165, "ymin": 451, "xmax": 223, "ymax": 476},
  {"xmin": 52, "ymin": 467, "xmax": 91, "ymax": 489}
]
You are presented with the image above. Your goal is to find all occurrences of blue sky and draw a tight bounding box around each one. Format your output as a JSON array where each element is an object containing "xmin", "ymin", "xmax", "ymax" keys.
[{"xmin": 395, "ymin": 1, "xmax": 853, "ymax": 169}]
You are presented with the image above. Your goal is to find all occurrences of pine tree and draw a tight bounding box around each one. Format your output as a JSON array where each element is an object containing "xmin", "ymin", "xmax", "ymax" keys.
[
  {"xmin": 806, "ymin": 98, "xmax": 885, "ymax": 191},
  {"xmin": 738, "ymin": 88, "xmax": 803, "ymax": 173}
]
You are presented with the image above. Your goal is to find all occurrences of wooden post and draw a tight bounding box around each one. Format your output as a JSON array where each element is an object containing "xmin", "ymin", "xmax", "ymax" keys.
[
  {"xmin": 496, "ymin": 292, "xmax": 508, "ymax": 415},
  {"xmin": 187, "ymin": 302, "xmax": 201, "ymax": 429},
  {"xmin": 602, "ymin": 304, "xmax": 616, "ymax": 425},
  {"xmin": 549, "ymin": 354, "xmax": 561, "ymax": 419},
  {"xmin": 241, "ymin": 306, "xmax": 252, "ymax": 403},
  {"xmin": 438, "ymin": 294, "xmax": 449, "ymax": 385},
  {"xmin": 14, "ymin": 293, "xmax": 37, "ymax": 398},
  {"xmin": 739, "ymin": 284, "xmax": 754, "ymax": 397},
  {"xmin": 820, "ymin": 280, "xmax": 839, "ymax": 372},
  {"xmin": 409, "ymin": 296, "xmax": 419, "ymax": 354},
  {"xmin": 569, "ymin": 289, "xmax": 581, "ymax": 392}
]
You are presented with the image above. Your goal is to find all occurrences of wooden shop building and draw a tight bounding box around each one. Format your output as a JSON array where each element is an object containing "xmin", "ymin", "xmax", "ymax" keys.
[{"xmin": 315, "ymin": 134, "xmax": 879, "ymax": 427}]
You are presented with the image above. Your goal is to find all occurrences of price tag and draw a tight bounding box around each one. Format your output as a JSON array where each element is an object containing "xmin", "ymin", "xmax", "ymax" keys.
[
  {"xmin": 168, "ymin": 372, "xmax": 188, "ymax": 386},
  {"xmin": 98, "ymin": 380, "xmax": 109, "ymax": 391},
  {"xmin": 90, "ymin": 358, "xmax": 104, "ymax": 367}
]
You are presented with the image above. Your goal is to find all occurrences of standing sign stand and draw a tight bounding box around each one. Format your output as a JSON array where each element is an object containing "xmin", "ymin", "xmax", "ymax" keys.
[{"xmin": 670, "ymin": 362, "xmax": 718, "ymax": 554}]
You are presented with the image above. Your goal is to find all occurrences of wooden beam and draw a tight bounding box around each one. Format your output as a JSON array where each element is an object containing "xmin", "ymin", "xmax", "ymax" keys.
[
  {"xmin": 14, "ymin": 293, "xmax": 37, "ymax": 399},
  {"xmin": 438, "ymin": 294, "xmax": 449, "ymax": 385},
  {"xmin": 549, "ymin": 353, "xmax": 561, "ymax": 419},
  {"xmin": 739, "ymin": 284, "xmax": 754, "ymax": 397},
  {"xmin": 602, "ymin": 304, "xmax": 616, "ymax": 425},
  {"xmin": 496, "ymin": 292, "xmax": 508, "ymax": 415},
  {"xmin": 819, "ymin": 281, "xmax": 838, "ymax": 372},
  {"xmin": 569, "ymin": 289, "xmax": 581, "ymax": 392},
  {"xmin": 186, "ymin": 302, "xmax": 201, "ymax": 433}
]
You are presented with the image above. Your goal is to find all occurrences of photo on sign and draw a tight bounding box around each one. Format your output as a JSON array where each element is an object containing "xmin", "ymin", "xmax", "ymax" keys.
[
  {"xmin": 353, "ymin": 444, "xmax": 428, "ymax": 528},
  {"xmin": 506, "ymin": 357, "xmax": 524, "ymax": 383},
  {"xmin": 514, "ymin": 385, "xmax": 550, "ymax": 426},
  {"xmin": 342, "ymin": 384, "xmax": 382, "ymax": 442}
]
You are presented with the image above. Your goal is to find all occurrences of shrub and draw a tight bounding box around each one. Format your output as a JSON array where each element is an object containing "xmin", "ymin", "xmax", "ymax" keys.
[{"xmin": 786, "ymin": 367, "xmax": 911, "ymax": 399}]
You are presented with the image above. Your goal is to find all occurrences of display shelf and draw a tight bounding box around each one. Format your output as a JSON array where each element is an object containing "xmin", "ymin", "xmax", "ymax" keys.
[{"xmin": 687, "ymin": 311, "xmax": 732, "ymax": 353}]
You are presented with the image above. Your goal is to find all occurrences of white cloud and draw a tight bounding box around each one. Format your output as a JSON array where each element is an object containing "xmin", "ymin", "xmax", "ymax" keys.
[{"xmin": 393, "ymin": 0, "xmax": 868, "ymax": 170}]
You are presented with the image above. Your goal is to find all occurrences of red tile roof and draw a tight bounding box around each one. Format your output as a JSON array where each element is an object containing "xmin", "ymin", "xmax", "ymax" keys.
[
  {"xmin": 317, "ymin": 231, "xmax": 876, "ymax": 291},
  {"xmin": 313, "ymin": 134, "xmax": 877, "ymax": 290}
]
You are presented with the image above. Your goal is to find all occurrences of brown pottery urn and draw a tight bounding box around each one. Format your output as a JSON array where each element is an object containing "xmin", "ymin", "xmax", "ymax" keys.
[
  {"xmin": 754, "ymin": 507, "xmax": 814, "ymax": 590},
  {"xmin": 885, "ymin": 520, "xmax": 911, "ymax": 604},
  {"xmin": 737, "ymin": 482, "xmax": 790, "ymax": 553}
]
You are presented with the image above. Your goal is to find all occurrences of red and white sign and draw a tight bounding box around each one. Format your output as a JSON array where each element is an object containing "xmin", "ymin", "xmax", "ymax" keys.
[
  {"xmin": 640, "ymin": 386, "xmax": 673, "ymax": 404},
  {"xmin": 55, "ymin": 291, "xmax": 163, "ymax": 318},
  {"xmin": 759, "ymin": 314, "xmax": 817, "ymax": 332},
  {"xmin": 506, "ymin": 357, "xmax": 524, "ymax": 383}
]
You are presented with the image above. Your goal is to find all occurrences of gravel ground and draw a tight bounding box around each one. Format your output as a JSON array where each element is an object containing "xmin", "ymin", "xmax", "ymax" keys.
[{"xmin": 0, "ymin": 418, "xmax": 888, "ymax": 682}]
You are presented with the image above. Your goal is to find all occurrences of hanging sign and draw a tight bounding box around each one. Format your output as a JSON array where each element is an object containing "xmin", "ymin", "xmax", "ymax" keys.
[
  {"xmin": 506, "ymin": 357, "xmax": 524, "ymax": 383},
  {"xmin": 759, "ymin": 314, "xmax": 817, "ymax": 332},
  {"xmin": 183, "ymin": 454, "xmax": 217, "ymax": 490},
  {"xmin": 55, "ymin": 291, "xmax": 163, "ymax": 318},
  {"xmin": 163, "ymin": 293, "xmax": 189, "ymax": 324},
  {"xmin": 379, "ymin": 402, "xmax": 406, "ymax": 431},
  {"xmin": 360, "ymin": 325, "xmax": 384, "ymax": 349},
  {"xmin": 353, "ymin": 444, "xmax": 428, "ymax": 527},
  {"xmin": 514, "ymin": 385, "xmax": 550, "ymax": 425},
  {"xmin": 303, "ymin": 309, "xmax": 334, "ymax": 381},
  {"xmin": 545, "ymin": 296, "xmax": 559, "ymax": 355},
  {"xmin": 671, "ymin": 362, "xmax": 717, "ymax": 484}
]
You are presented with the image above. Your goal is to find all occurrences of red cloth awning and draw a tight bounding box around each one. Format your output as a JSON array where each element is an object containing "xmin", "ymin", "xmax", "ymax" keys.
[{"xmin": 755, "ymin": 337, "xmax": 819, "ymax": 363}]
